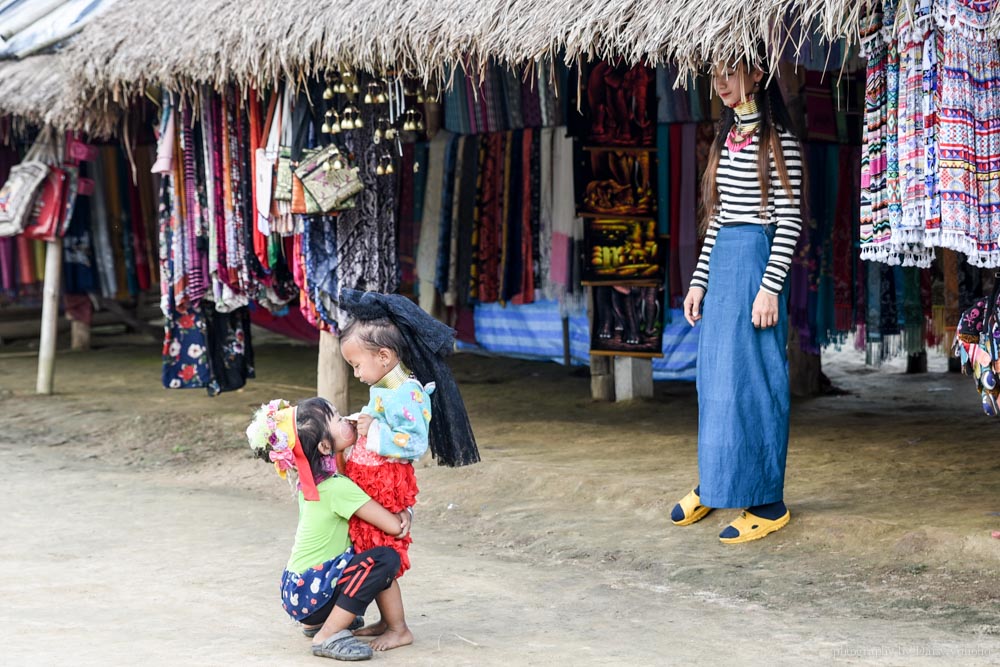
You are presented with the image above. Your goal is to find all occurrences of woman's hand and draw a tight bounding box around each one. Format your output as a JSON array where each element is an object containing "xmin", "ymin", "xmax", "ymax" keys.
[
  {"xmin": 751, "ymin": 289, "xmax": 779, "ymax": 329},
  {"xmin": 683, "ymin": 287, "xmax": 705, "ymax": 326},
  {"xmin": 355, "ymin": 413, "xmax": 373, "ymax": 437}
]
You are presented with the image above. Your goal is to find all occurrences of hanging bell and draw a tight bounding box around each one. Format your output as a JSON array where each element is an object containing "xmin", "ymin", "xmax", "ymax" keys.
[
  {"xmin": 321, "ymin": 121, "xmax": 332, "ymax": 134},
  {"xmin": 351, "ymin": 82, "xmax": 360, "ymax": 94},
  {"xmin": 413, "ymin": 161, "xmax": 420, "ymax": 174},
  {"xmin": 323, "ymin": 87, "xmax": 334, "ymax": 100},
  {"xmin": 330, "ymin": 117, "xmax": 342, "ymax": 134},
  {"xmin": 323, "ymin": 160, "xmax": 333, "ymax": 172},
  {"xmin": 364, "ymin": 91, "xmax": 374, "ymax": 104},
  {"xmin": 332, "ymin": 156, "xmax": 344, "ymax": 170},
  {"xmin": 402, "ymin": 118, "xmax": 414, "ymax": 132},
  {"xmin": 376, "ymin": 91, "xmax": 387, "ymax": 104},
  {"xmin": 376, "ymin": 162, "xmax": 386, "ymax": 176},
  {"xmin": 353, "ymin": 114, "xmax": 364, "ymax": 129},
  {"xmin": 341, "ymin": 114, "xmax": 354, "ymax": 130},
  {"xmin": 415, "ymin": 118, "xmax": 425, "ymax": 132},
  {"xmin": 385, "ymin": 161, "xmax": 394, "ymax": 175},
  {"xmin": 385, "ymin": 127, "xmax": 396, "ymax": 140}
]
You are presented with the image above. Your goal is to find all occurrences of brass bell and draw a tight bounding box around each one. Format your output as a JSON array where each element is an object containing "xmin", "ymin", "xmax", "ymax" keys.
[
  {"xmin": 332, "ymin": 157, "xmax": 344, "ymax": 170},
  {"xmin": 374, "ymin": 127, "xmax": 383, "ymax": 139},
  {"xmin": 385, "ymin": 127, "xmax": 396, "ymax": 140},
  {"xmin": 353, "ymin": 115, "xmax": 364, "ymax": 128},
  {"xmin": 351, "ymin": 83, "xmax": 360, "ymax": 94},
  {"xmin": 336, "ymin": 82, "xmax": 347, "ymax": 94},
  {"xmin": 341, "ymin": 115, "xmax": 354, "ymax": 130},
  {"xmin": 402, "ymin": 119, "xmax": 414, "ymax": 132},
  {"xmin": 376, "ymin": 163, "xmax": 385, "ymax": 176},
  {"xmin": 323, "ymin": 87, "xmax": 334, "ymax": 100},
  {"xmin": 376, "ymin": 92, "xmax": 387, "ymax": 104},
  {"xmin": 323, "ymin": 160, "xmax": 333, "ymax": 172},
  {"xmin": 385, "ymin": 161, "xmax": 394, "ymax": 175},
  {"xmin": 330, "ymin": 119, "xmax": 341, "ymax": 134},
  {"xmin": 364, "ymin": 92, "xmax": 373, "ymax": 104},
  {"xmin": 321, "ymin": 121, "xmax": 332, "ymax": 134}
]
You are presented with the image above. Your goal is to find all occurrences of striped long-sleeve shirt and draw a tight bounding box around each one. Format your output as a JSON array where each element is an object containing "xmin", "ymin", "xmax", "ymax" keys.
[{"xmin": 689, "ymin": 123, "xmax": 803, "ymax": 296}]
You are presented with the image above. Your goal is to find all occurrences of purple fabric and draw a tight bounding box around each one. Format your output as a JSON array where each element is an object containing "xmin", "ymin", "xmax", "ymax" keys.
[
  {"xmin": 0, "ymin": 238, "xmax": 14, "ymax": 291},
  {"xmin": 678, "ymin": 123, "xmax": 698, "ymax": 289}
]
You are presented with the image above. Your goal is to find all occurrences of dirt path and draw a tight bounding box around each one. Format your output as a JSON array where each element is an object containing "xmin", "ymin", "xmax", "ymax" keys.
[{"xmin": 0, "ymin": 338, "xmax": 998, "ymax": 665}]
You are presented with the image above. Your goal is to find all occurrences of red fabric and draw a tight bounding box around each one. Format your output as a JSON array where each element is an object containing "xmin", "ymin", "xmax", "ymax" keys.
[
  {"xmin": 290, "ymin": 412, "xmax": 319, "ymax": 502},
  {"xmin": 248, "ymin": 90, "xmax": 269, "ymax": 271},
  {"xmin": 250, "ymin": 303, "xmax": 320, "ymax": 344},
  {"xmin": 15, "ymin": 235, "xmax": 35, "ymax": 285},
  {"xmin": 346, "ymin": 453, "xmax": 418, "ymax": 578},
  {"xmin": 513, "ymin": 128, "xmax": 535, "ymax": 304}
]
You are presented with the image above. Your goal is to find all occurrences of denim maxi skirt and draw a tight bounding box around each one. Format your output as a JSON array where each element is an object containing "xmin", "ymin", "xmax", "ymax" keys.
[{"xmin": 696, "ymin": 223, "xmax": 789, "ymax": 508}]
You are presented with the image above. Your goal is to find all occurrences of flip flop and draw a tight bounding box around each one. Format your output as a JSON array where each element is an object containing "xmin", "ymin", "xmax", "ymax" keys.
[
  {"xmin": 312, "ymin": 629, "xmax": 373, "ymax": 661},
  {"xmin": 719, "ymin": 509, "xmax": 791, "ymax": 544},
  {"xmin": 671, "ymin": 489, "xmax": 712, "ymax": 526},
  {"xmin": 302, "ymin": 615, "xmax": 365, "ymax": 638}
]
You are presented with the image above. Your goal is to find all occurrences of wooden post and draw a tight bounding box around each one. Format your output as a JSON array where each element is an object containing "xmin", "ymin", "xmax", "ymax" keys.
[
  {"xmin": 70, "ymin": 320, "xmax": 91, "ymax": 351},
  {"xmin": 613, "ymin": 356, "xmax": 654, "ymax": 401},
  {"xmin": 788, "ymin": 327, "xmax": 823, "ymax": 397},
  {"xmin": 318, "ymin": 330, "xmax": 351, "ymax": 414},
  {"xmin": 590, "ymin": 354, "xmax": 615, "ymax": 401},
  {"xmin": 36, "ymin": 239, "xmax": 63, "ymax": 394}
]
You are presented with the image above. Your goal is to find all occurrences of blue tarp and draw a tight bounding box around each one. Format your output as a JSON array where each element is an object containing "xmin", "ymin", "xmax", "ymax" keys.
[{"xmin": 463, "ymin": 300, "xmax": 698, "ymax": 381}]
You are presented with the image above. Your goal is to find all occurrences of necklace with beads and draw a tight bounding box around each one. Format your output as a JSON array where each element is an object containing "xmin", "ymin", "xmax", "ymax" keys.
[{"xmin": 725, "ymin": 98, "xmax": 760, "ymax": 154}]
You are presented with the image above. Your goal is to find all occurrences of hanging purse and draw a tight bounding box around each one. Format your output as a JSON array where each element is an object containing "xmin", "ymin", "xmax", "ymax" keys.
[
  {"xmin": 294, "ymin": 143, "xmax": 364, "ymax": 213},
  {"xmin": 22, "ymin": 166, "xmax": 68, "ymax": 241},
  {"xmin": 954, "ymin": 273, "xmax": 1000, "ymax": 416},
  {"xmin": 0, "ymin": 128, "xmax": 57, "ymax": 237}
]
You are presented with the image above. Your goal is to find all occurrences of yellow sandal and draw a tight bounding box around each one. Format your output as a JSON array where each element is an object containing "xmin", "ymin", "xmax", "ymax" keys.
[
  {"xmin": 671, "ymin": 489, "xmax": 712, "ymax": 526},
  {"xmin": 719, "ymin": 509, "xmax": 791, "ymax": 544}
]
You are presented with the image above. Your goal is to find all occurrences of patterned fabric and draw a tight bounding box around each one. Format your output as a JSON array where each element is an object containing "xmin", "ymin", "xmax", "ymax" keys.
[
  {"xmin": 860, "ymin": 0, "xmax": 1000, "ymax": 268},
  {"xmin": 280, "ymin": 548, "xmax": 354, "ymax": 620}
]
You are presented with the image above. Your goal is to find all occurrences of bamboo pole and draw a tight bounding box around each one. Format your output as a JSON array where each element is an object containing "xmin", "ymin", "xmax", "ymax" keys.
[{"xmin": 36, "ymin": 238, "xmax": 63, "ymax": 394}]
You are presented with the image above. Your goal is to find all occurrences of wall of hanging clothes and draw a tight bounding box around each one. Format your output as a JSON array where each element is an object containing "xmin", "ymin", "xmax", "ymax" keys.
[
  {"xmin": 0, "ymin": 125, "xmax": 159, "ymax": 315},
  {"xmin": 859, "ymin": 0, "xmax": 1000, "ymax": 269},
  {"xmin": 152, "ymin": 75, "xmax": 405, "ymax": 394}
]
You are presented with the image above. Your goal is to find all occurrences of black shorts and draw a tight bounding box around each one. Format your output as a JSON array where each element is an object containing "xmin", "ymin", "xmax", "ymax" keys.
[{"xmin": 300, "ymin": 546, "xmax": 400, "ymax": 625}]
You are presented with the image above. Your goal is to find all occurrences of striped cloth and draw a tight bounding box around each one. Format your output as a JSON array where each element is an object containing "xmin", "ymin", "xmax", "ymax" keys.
[
  {"xmin": 689, "ymin": 116, "xmax": 803, "ymax": 296},
  {"xmin": 467, "ymin": 301, "xmax": 698, "ymax": 381}
]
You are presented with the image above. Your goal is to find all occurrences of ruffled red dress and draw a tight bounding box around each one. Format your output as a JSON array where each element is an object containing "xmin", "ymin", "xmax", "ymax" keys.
[{"xmin": 346, "ymin": 441, "xmax": 418, "ymax": 578}]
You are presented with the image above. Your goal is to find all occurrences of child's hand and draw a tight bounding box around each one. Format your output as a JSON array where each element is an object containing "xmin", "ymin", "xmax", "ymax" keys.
[
  {"xmin": 395, "ymin": 510, "xmax": 411, "ymax": 539},
  {"xmin": 356, "ymin": 413, "xmax": 373, "ymax": 436}
]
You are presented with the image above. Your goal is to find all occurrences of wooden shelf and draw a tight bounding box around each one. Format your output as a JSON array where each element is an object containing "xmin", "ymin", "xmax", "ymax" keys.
[
  {"xmin": 582, "ymin": 279, "xmax": 662, "ymax": 287},
  {"xmin": 582, "ymin": 145, "xmax": 657, "ymax": 154},
  {"xmin": 578, "ymin": 211, "xmax": 657, "ymax": 222},
  {"xmin": 589, "ymin": 349, "xmax": 664, "ymax": 359}
]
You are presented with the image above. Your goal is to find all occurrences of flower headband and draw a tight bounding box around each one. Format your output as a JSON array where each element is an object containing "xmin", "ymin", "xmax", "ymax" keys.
[{"xmin": 246, "ymin": 399, "xmax": 320, "ymax": 501}]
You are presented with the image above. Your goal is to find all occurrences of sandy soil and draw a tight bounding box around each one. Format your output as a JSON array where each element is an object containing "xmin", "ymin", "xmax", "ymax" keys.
[{"xmin": 0, "ymin": 332, "xmax": 998, "ymax": 666}]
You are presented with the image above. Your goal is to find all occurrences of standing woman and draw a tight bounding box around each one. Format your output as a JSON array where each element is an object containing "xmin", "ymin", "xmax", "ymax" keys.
[{"xmin": 671, "ymin": 54, "xmax": 804, "ymax": 543}]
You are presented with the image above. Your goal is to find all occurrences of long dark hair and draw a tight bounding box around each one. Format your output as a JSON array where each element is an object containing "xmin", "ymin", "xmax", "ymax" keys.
[
  {"xmin": 701, "ymin": 58, "xmax": 801, "ymax": 234},
  {"xmin": 295, "ymin": 397, "xmax": 336, "ymax": 479}
]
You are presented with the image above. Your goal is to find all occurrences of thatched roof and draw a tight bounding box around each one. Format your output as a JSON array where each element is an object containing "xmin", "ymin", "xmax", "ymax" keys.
[
  {"xmin": 68, "ymin": 0, "xmax": 880, "ymax": 100},
  {"xmin": 0, "ymin": 52, "xmax": 123, "ymax": 137}
]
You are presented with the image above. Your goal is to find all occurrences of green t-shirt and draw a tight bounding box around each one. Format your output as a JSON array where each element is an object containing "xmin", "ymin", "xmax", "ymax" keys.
[{"xmin": 286, "ymin": 475, "xmax": 371, "ymax": 574}]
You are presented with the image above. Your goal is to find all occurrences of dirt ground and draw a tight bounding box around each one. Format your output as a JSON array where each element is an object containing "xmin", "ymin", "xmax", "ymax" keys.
[{"xmin": 0, "ymin": 329, "xmax": 998, "ymax": 666}]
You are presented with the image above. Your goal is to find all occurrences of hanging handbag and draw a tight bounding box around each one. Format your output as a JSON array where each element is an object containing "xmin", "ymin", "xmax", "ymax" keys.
[
  {"xmin": 954, "ymin": 273, "xmax": 1000, "ymax": 416},
  {"xmin": 22, "ymin": 166, "xmax": 68, "ymax": 241},
  {"xmin": 294, "ymin": 143, "xmax": 364, "ymax": 213}
]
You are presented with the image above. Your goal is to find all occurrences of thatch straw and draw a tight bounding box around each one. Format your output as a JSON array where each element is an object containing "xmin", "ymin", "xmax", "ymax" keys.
[
  {"xmin": 0, "ymin": 53, "xmax": 122, "ymax": 136},
  {"xmin": 5, "ymin": 0, "xmax": 896, "ymax": 131},
  {"xmin": 67, "ymin": 0, "xmax": 882, "ymax": 99}
]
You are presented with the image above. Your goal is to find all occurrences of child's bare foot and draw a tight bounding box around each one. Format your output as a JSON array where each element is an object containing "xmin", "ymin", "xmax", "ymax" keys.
[
  {"xmin": 369, "ymin": 625, "xmax": 413, "ymax": 651},
  {"xmin": 353, "ymin": 620, "xmax": 387, "ymax": 637}
]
